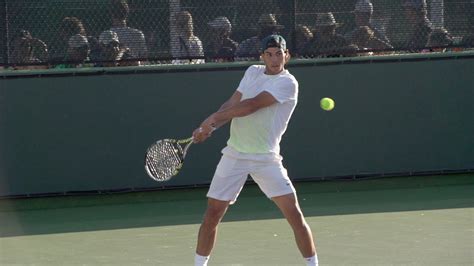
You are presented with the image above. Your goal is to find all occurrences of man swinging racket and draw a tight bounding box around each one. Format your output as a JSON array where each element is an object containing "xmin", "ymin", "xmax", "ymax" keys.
[{"xmin": 192, "ymin": 34, "xmax": 318, "ymax": 266}]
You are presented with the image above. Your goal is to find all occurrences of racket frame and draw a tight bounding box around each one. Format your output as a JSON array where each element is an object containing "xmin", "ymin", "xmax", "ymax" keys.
[{"xmin": 144, "ymin": 137, "xmax": 193, "ymax": 182}]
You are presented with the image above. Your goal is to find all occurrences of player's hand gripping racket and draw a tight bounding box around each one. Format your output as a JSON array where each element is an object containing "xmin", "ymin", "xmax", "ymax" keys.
[{"xmin": 144, "ymin": 137, "xmax": 194, "ymax": 182}]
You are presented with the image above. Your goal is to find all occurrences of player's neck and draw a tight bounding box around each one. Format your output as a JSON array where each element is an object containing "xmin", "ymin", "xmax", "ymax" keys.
[{"xmin": 264, "ymin": 67, "xmax": 285, "ymax": 75}]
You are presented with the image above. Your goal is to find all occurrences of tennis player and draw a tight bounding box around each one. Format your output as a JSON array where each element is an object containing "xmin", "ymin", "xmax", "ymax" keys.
[{"xmin": 192, "ymin": 34, "xmax": 318, "ymax": 266}]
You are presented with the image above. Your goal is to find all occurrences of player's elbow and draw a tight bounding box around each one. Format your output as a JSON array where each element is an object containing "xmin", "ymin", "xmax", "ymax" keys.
[{"xmin": 240, "ymin": 99, "xmax": 261, "ymax": 116}]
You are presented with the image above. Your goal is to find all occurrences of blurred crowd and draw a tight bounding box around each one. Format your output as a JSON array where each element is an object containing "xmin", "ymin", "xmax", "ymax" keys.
[{"xmin": 4, "ymin": 0, "xmax": 474, "ymax": 70}]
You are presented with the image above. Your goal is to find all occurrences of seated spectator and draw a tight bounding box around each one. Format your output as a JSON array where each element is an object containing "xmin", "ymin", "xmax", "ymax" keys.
[
  {"xmin": 235, "ymin": 13, "xmax": 284, "ymax": 60},
  {"xmin": 291, "ymin": 24, "xmax": 313, "ymax": 57},
  {"xmin": 205, "ymin": 16, "xmax": 238, "ymax": 62},
  {"xmin": 350, "ymin": 26, "xmax": 393, "ymax": 54},
  {"xmin": 10, "ymin": 30, "xmax": 48, "ymax": 70},
  {"xmin": 50, "ymin": 16, "xmax": 87, "ymax": 64},
  {"xmin": 110, "ymin": 0, "xmax": 148, "ymax": 64},
  {"xmin": 301, "ymin": 12, "xmax": 350, "ymax": 57},
  {"xmin": 426, "ymin": 28, "xmax": 454, "ymax": 52},
  {"xmin": 95, "ymin": 30, "xmax": 135, "ymax": 67},
  {"xmin": 345, "ymin": 0, "xmax": 391, "ymax": 45},
  {"xmin": 170, "ymin": 10, "xmax": 204, "ymax": 64},
  {"xmin": 401, "ymin": 0, "xmax": 433, "ymax": 52},
  {"xmin": 55, "ymin": 34, "xmax": 91, "ymax": 68}
]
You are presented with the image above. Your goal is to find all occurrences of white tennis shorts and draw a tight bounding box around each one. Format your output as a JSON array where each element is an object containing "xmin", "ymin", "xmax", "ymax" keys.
[{"xmin": 207, "ymin": 147, "xmax": 296, "ymax": 204}]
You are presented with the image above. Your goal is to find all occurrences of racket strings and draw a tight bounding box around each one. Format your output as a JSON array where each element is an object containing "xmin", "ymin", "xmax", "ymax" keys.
[{"xmin": 146, "ymin": 141, "xmax": 183, "ymax": 181}]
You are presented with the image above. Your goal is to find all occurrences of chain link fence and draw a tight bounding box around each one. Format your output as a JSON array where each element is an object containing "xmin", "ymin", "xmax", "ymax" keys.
[{"xmin": 1, "ymin": 0, "xmax": 473, "ymax": 69}]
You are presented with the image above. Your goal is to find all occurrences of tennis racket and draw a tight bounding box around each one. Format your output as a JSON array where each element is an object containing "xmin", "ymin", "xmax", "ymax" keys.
[{"xmin": 144, "ymin": 137, "xmax": 194, "ymax": 182}]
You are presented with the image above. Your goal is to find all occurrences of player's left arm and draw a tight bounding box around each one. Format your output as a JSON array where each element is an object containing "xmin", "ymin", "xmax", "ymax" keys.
[
  {"xmin": 212, "ymin": 91, "xmax": 277, "ymax": 122},
  {"xmin": 212, "ymin": 77, "xmax": 297, "ymax": 125},
  {"xmin": 193, "ymin": 91, "xmax": 277, "ymax": 143}
]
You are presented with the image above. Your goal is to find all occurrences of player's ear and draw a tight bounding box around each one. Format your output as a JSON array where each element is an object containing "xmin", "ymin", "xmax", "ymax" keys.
[{"xmin": 285, "ymin": 50, "xmax": 291, "ymax": 63}]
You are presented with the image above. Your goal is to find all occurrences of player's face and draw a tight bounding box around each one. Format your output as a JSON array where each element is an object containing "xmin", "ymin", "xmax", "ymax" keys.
[{"xmin": 261, "ymin": 47, "xmax": 289, "ymax": 75}]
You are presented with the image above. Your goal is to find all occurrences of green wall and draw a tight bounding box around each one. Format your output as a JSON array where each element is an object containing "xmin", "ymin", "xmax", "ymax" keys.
[{"xmin": 0, "ymin": 53, "xmax": 473, "ymax": 196}]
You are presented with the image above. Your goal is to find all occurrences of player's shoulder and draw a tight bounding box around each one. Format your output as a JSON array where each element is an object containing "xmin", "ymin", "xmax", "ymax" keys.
[
  {"xmin": 248, "ymin": 64, "xmax": 265, "ymax": 71},
  {"xmin": 244, "ymin": 64, "xmax": 265, "ymax": 76},
  {"xmin": 279, "ymin": 70, "xmax": 298, "ymax": 85}
]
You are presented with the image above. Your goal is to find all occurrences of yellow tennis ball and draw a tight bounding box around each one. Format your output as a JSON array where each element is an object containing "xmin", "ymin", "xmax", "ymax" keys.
[{"xmin": 320, "ymin": 97, "xmax": 335, "ymax": 111}]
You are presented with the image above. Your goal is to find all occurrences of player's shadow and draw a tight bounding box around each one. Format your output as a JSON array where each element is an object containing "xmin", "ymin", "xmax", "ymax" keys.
[{"xmin": 1, "ymin": 175, "xmax": 472, "ymax": 237}]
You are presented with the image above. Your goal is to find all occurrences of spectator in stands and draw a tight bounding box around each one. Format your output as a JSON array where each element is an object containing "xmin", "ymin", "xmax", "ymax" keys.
[
  {"xmin": 291, "ymin": 24, "xmax": 313, "ymax": 57},
  {"xmin": 53, "ymin": 17, "xmax": 101, "ymax": 64},
  {"xmin": 345, "ymin": 0, "xmax": 391, "ymax": 45},
  {"xmin": 205, "ymin": 16, "xmax": 238, "ymax": 62},
  {"xmin": 350, "ymin": 26, "xmax": 393, "ymax": 54},
  {"xmin": 401, "ymin": 0, "xmax": 433, "ymax": 52},
  {"xmin": 170, "ymin": 10, "xmax": 205, "ymax": 64},
  {"xmin": 301, "ymin": 12, "xmax": 350, "ymax": 57},
  {"xmin": 55, "ymin": 34, "xmax": 91, "ymax": 68},
  {"xmin": 235, "ymin": 13, "xmax": 284, "ymax": 60},
  {"xmin": 110, "ymin": 0, "xmax": 148, "ymax": 64},
  {"xmin": 51, "ymin": 16, "xmax": 87, "ymax": 63},
  {"xmin": 50, "ymin": 17, "xmax": 86, "ymax": 63},
  {"xmin": 95, "ymin": 30, "xmax": 135, "ymax": 67},
  {"xmin": 10, "ymin": 30, "xmax": 48, "ymax": 70},
  {"xmin": 426, "ymin": 28, "xmax": 454, "ymax": 52}
]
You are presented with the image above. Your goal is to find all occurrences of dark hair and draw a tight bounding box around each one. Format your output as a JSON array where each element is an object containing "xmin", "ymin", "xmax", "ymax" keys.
[
  {"xmin": 111, "ymin": 0, "xmax": 130, "ymax": 21},
  {"xmin": 61, "ymin": 17, "xmax": 86, "ymax": 36}
]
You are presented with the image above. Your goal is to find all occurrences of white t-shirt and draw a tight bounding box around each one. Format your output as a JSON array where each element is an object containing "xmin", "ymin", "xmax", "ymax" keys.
[
  {"xmin": 170, "ymin": 35, "xmax": 205, "ymax": 64},
  {"xmin": 110, "ymin": 26, "xmax": 148, "ymax": 59},
  {"xmin": 226, "ymin": 65, "xmax": 298, "ymax": 157}
]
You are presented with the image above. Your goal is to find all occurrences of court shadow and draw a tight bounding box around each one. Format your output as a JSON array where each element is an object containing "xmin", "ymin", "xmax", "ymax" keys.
[{"xmin": 1, "ymin": 174, "xmax": 472, "ymax": 237}]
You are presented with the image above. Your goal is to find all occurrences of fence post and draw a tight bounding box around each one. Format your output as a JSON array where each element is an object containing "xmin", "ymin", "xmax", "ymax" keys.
[{"xmin": 430, "ymin": 0, "xmax": 444, "ymax": 28}]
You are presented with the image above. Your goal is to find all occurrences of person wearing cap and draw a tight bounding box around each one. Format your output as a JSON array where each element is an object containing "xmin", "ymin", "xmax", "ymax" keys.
[
  {"xmin": 301, "ymin": 12, "xmax": 351, "ymax": 57},
  {"xmin": 192, "ymin": 35, "xmax": 318, "ymax": 266},
  {"xmin": 345, "ymin": 0, "xmax": 391, "ymax": 46},
  {"xmin": 205, "ymin": 16, "xmax": 238, "ymax": 62},
  {"xmin": 401, "ymin": 0, "xmax": 433, "ymax": 51},
  {"xmin": 95, "ymin": 30, "xmax": 135, "ymax": 67},
  {"xmin": 235, "ymin": 13, "xmax": 285, "ymax": 60}
]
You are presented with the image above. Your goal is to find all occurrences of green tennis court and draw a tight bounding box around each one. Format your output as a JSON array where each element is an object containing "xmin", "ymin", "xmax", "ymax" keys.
[{"xmin": 1, "ymin": 174, "xmax": 473, "ymax": 265}]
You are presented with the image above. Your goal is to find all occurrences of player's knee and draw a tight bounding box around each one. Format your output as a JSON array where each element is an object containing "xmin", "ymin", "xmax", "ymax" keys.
[
  {"xmin": 202, "ymin": 200, "xmax": 228, "ymax": 226},
  {"xmin": 287, "ymin": 210, "xmax": 310, "ymax": 230},
  {"xmin": 202, "ymin": 210, "xmax": 223, "ymax": 228}
]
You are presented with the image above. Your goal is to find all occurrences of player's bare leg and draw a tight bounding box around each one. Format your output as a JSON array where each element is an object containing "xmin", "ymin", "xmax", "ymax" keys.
[
  {"xmin": 272, "ymin": 193, "xmax": 316, "ymax": 258},
  {"xmin": 196, "ymin": 198, "xmax": 230, "ymax": 256}
]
